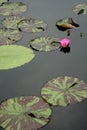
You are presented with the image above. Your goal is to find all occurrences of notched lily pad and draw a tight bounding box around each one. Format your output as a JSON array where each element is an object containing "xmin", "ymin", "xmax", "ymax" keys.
[
  {"xmin": 18, "ymin": 18, "xmax": 47, "ymax": 33},
  {"xmin": 0, "ymin": 2, "xmax": 27, "ymax": 16},
  {"xmin": 73, "ymin": 3, "xmax": 87, "ymax": 15},
  {"xmin": 0, "ymin": 96, "xmax": 52, "ymax": 130},
  {"xmin": 41, "ymin": 76, "xmax": 87, "ymax": 106},
  {"xmin": 0, "ymin": 0, "xmax": 9, "ymax": 5},
  {"xmin": 56, "ymin": 18, "xmax": 79, "ymax": 31},
  {"xmin": 29, "ymin": 37, "xmax": 61, "ymax": 52},
  {"xmin": 0, "ymin": 45, "xmax": 35, "ymax": 69},
  {"xmin": 2, "ymin": 16, "xmax": 25, "ymax": 30},
  {"xmin": 0, "ymin": 28, "xmax": 23, "ymax": 45}
]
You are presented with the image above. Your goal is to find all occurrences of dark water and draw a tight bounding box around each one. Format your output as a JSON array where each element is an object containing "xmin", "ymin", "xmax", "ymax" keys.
[{"xmin": 0, "ymin": 0, "xmax": 87, "ymax": 130}]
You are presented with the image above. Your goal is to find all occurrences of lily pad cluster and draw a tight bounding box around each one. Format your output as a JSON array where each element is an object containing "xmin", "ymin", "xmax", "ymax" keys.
[{"xmin": 0, "ymin": 76, "xmax": 87, "ymax": 130}]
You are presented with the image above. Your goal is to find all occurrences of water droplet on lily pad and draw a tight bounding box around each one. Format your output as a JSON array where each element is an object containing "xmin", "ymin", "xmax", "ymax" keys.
[
  {"xmin": 0, "ymin": 45, "xmax": 35, "ymax": 69},
  {"xmin": 0, "ymin": 96, "xmax": 52, "ymax": 130},
  {"xmin": 41, "ymin": 76, "xmax": 87, "ymax": 106},
  {"xmin": 29, "ymin": 37, "xmax": 61, "ymax": 52},
  {"xmin": 73, "ymin": 3, "xmax": 87, "ymax": 15},
  {"xmin": 0, "ymin": 2, "xmax": 27, "ymax": 16},
  {"xmin": 56, "ymin": 18, "xmax": 79, "ymax": 31},
  {"xmin": 18, "ymin": 18, "xmax": 47, "ymax": 33},
  {"xmin": 0, "ymin": 28, "xmax": 23, "ymax": 45}
]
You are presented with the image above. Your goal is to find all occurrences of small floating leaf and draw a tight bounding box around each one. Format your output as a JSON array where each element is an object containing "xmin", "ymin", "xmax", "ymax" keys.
[
  {"xmin": 0, "ymin": 28, "xmax": 23, "ymax": 45},
  {"xmin": 73, "ymin": 3, "xmax": 87, "ymax": 15},
  {"xmin": 41, "ymin": 76, "xmax": 87, "ymax": 106},
  {"xmin": 0, "ymin": 0, "xmax": 9, "ymax": 5},
  {"xmin": 18, "ymin": 18, "xmax": 47, "ymax": 33},
  {"xmin": 0, "ymin": 96, "xmax": 51, "ymax": 130},
  {"xmin": 0, "ymin": 45, "xmax": 35, "ymax": 69},
  {"xmin": 56, "ymin": 18, "xmax": 79, "ymax": 31},
  {"xmin": 0, "ymin": 2, "xmax": 27, "ymax": 16},
  {"xmin": 2, "ymin": 16, "xmax": 25, "ymax": 29},
  {"xmin": 30, "ymin": 37, "xmax": 61, "ymax": 52}
]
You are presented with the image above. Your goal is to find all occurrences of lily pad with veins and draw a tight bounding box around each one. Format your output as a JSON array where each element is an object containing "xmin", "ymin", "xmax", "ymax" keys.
[
  {"xmin": 29, "ymin": 37, "xmax": 61, "ymax": 52},
  {"xmin": 2, "ymin": 16, "xmax": 25, "ymax": 30},
  {"xmin": 56, "ymin": 18, "xmax": 79, "ymax": 31},
  {"xmin": 73, "ymin": 3, "xmax": 87, "ymax": 15},
  {"xmin": 18, "ymin": 18, "xmax": 47, "ymax": 33},
  {"xmin": 0, "ymin": 28, "xmax": 23, "ymax": 45},
  {"xmin": 41, "ymin": 76, "xmax": 87, "ymax": 106},
  {"xmin": 0, "ymin": 96, "xmax": 52, "ymax": 130},
  {"xmin": 0, "ymin": 2, "xmax": 27, "ymax": 16},
  {"xmin": 0, "ymin": 45, "xmax": 35, "ymax": 69}
]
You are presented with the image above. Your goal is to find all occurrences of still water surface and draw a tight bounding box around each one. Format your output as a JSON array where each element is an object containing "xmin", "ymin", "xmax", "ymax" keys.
[{"xmin": 0, "ymin": 0, "xmax": 87, "ymax": 130}]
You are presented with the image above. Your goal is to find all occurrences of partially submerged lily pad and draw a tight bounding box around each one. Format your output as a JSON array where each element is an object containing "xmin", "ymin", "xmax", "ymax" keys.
[
  {"xmin": 73, "ymin": 3, "xmax": 87, "ymax": 15},
  {"xmin": 0, "ymin": 45, "xmax": 35, "ymax": 69},
  {"xmin": 18, "ymin": 18, "xmax": 47, "ymax": 32},
  {"xmin": 29, "ymin": 37, "xmax": 61, "ymax": 52},
  {"xmin": 41, "ymin": 76, "xmax": 87, "ymax": 106},
  {"xmin": 0, "ymin": 28, "xmax": 23, "ymax": 45},
  {"xmin": 0, "ymin": 0, "xmax": 9, "ymax": 5},
  {"xmin": 2, "ymin": 16, "xmax": 25, "ymax": 30},
  {"xmin": 56, "ymin": 18, "xmax": 79, "ymax": 31},
  {"xmin": 0, "ymin": 96, "xmax": 51, "ymax": 130},
  {"xmin": 0, "ymin": 2, "xmax": 27, "ymax": 16}
]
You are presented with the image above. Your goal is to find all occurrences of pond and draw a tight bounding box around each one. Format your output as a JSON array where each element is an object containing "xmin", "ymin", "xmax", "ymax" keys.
[{"xmin": 0, "ymin": 0, "xmax": 87, "ymax": 130}]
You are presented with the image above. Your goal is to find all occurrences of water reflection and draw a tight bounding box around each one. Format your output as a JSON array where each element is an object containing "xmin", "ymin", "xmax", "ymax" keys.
[{"xmin": 60, "ymin": 46, "xmax": 71, "ymax": 53}]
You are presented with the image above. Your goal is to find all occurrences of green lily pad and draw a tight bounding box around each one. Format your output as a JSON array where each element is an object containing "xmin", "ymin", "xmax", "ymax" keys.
[
  {"xmin": 41, "ymin": 76, "xmax": 87, "ymax": 106},
  {"xmin": 0, "ymin": 2, "xmax": 27, "ymax": 16},
  {"xmin": 29, "ymin": 37, "xmax": 61, "ymax": 52},
  {"xmin": 56, "ymin": 18, "xmax": 79, "ymax": 31},
  {"xmin": 0, "ymin": 0, "xmax": 9, "ymax": 5},
  {"xmin": 17, "ymin": 18, "xmax": 47, "ymax": 33},
  {"xmin": 0, "ymin": 96, "xmax": 51, "ymax": 130},
  {"xmin": 73, "ymin": 3, "xmax": 87, "ymax": 15},
  {"xmin": 0, "ymin": 45, "xmax": 35, "ymax": 70},
  {"xmin": 0, "ymin": 28, "xmax": 23, "ymax": 45},
  {"xmin": 2, "ymin": 16, "xmax": 25, "ymax": 30}
]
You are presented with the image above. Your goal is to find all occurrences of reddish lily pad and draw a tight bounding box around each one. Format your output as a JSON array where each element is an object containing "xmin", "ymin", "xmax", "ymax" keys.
[
  {"xmin": 0, "ymin": 28, "xmax": 23, "ymax": 45},
  {"xmin": 41, "ymin": 76, "xmax": 87, "ymax": 106},
  {"xmin": 0, "ymin": 96, "xmax": 52, "ymax": 130},
  {"xmin": 56, "ymin": 18, "xmax": 79, "ymax": 31},
  {"xmin": 0, "ymin": 2, "xmax": 27, "ymax": 16},
  {"xmin": 73, "ymin": 3, "xmax": 87, "ymax": 15},
  {"xmin": 29, "ymin": 37, "xmax": 61, "ymax": 52},
  {"xmin": 2, "ymin": 16, "xmax": 25, "ymax": 30},
  {"xmin": 17, "ymin": 18, "xmax": 47, "ymax": 33}
]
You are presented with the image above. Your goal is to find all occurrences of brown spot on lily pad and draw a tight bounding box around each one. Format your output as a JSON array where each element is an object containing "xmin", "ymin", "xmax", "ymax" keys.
[{"xmin": 56, "ymin": 18, "xmax": 79, "ymax": 31}]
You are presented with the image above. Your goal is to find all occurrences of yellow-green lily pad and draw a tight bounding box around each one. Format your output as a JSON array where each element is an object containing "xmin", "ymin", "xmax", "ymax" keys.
[{"xmin": 0, "ymin": 45, "xmax": 35, "ymax": 70}]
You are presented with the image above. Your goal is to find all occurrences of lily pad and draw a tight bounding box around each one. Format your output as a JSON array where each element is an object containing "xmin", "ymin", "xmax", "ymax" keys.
[
  {"xmin": 0, "ymin": 0, "xmax": 9, "ymax": 5},
  {"xmin": 0, "ymin": 45, "xmax": 35, "ymax": 69},
  {"xmin": 0, "ymin": 28, "xmax": 23, "ymax": 45},
  {"xmin": 0, "ymin": 2, "xmax": 27, "ymax": 16},
  {"xmin": 2, "ymin": 16, "xmax": 25, "ymax": 30},
  {"xmin": 29, "ymin": 37, "xmax": 61, "ymax": 52},
  {"xmin": 73, "ymin": 3, "xmax": 87, "ymax": 15},
  {"xmin": 41, "ymin": 76, "xmax": 87, "ymax": 106},
  {"xmin": 17, "ymin": 18, "xmax": 47, "ymax": 32},
  {"xmin": 0, "ymin": 96, "xmax": 51, "ymax": 130},
  {"xmin": 56, "ymin": 18, "xmax": 79, "ymax": 31}
]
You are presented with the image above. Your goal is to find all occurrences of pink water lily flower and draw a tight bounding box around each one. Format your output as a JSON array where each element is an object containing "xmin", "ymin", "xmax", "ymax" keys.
[{"xmin": 60, "ymin": 38, "xmax": 71, "ymax": 48}]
